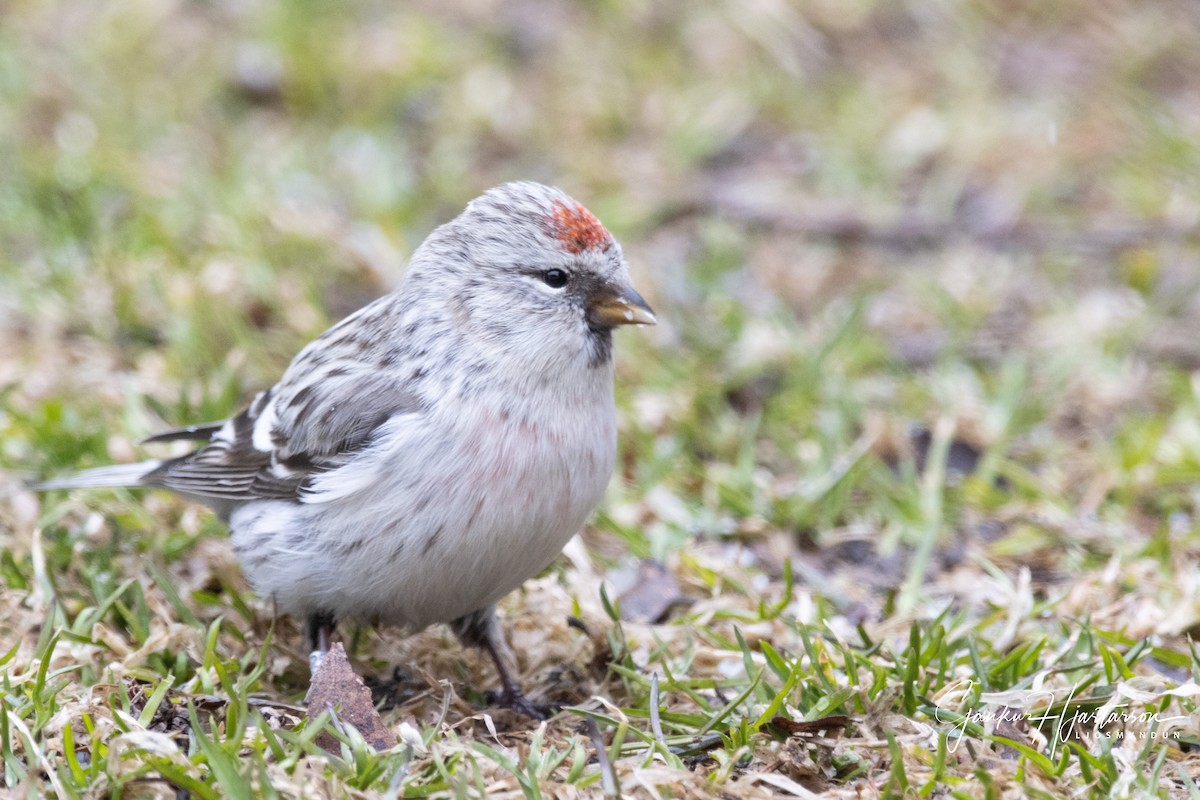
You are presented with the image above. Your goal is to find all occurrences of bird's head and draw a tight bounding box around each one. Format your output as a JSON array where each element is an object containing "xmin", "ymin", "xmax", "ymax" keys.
[{"xmin": 413, "ymin": 182, "xmax": 655, "ymax": 368}]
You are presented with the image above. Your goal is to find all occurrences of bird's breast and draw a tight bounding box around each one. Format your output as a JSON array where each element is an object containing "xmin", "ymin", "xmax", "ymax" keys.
[{"xmin": 231, "ymin": 380, "xmax": 618, "ymax": 629}]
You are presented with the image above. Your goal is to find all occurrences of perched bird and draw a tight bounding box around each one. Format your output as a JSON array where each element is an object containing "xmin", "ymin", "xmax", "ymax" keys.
[{"xmin": 38, "ymin": 182, "xmax": 655, "ymax": 717}]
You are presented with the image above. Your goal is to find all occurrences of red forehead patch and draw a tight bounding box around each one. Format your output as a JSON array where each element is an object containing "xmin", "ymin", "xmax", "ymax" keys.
[{"xmin": 548, "ymin": 200, "xmax": 612, "ymax": 254}]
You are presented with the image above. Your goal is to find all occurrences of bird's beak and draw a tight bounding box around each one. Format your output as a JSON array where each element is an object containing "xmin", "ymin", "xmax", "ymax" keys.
[{"xmin": 588, "ymin": 285, "xmax": 657, "ymax": 328}]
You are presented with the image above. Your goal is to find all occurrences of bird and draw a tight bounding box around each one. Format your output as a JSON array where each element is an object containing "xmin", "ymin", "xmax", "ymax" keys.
[{"xmin": 37, "ymin": 181, "xmax": 656, "ymax": 717}]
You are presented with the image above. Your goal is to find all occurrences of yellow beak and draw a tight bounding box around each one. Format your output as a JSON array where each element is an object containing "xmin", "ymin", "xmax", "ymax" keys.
[{"xmin": 588, "ymin": 286, "xmax": 657, "ymax": 328}]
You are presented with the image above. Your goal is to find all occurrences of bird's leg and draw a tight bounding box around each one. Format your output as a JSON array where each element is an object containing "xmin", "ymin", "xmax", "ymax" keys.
[
  {"xmin": 306, "ymin": 611, "xmax": 337, "ymax": 673},
  {"xmin": 481, "ymin": 631, "xmax": 543, "ymax": 717},
  {"xmin": 451, "ymin": 606, "xmax": 554, "ymax": 719}
]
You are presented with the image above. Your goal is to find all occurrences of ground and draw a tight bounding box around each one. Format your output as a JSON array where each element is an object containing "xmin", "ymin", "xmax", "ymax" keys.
[{"xmin": 3, "ymin": 0, "xmax": 1200, "ymax": 797}]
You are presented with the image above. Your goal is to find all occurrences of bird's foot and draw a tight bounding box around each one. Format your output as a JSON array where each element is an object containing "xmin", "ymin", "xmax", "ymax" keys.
[
  {"xmin": 488, "ymin": 687, "xmax": 559, "ymax": 720},
  {"xmin": 305, "ymin": 611, "xmax": 336, "ymax": 675},
  {"xmin": 455, "ymin": 607, "xmax": 559, "ymax": 720}
]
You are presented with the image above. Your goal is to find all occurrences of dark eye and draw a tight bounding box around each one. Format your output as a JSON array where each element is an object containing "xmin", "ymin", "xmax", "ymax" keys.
[{"xmin": 542, "ymin": 269, "xmax": 569, "ymax": 289}]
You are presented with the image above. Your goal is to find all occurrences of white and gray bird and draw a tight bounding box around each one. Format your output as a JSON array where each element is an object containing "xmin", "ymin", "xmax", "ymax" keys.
[{"xmin": 38, "ymin": 182, "xmax": 655, "ymax": 716}]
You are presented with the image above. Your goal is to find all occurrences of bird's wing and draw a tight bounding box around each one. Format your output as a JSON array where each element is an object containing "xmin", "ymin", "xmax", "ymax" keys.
[
  {"xmin": 140, "ymin": 422, "xmax": 227, "ymax": 444},
  {"xmin": 269, "ymin": 367, "xmax": 424, "ymax": 471},
  {"xmin": 143, "ymin": 366, "xmax": 422, "ymax": 504}
]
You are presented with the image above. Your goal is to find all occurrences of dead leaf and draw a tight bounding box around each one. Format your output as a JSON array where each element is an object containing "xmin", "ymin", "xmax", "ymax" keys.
[
  {"xmin": 992, "ymin": 705, "xmax": 1031, "ymax": 761},
  {"xmin": 769, "ymin": 714, "xmax": 851, "ymax": 737},
  {"xmin": 306, "ymin": 643, "xmax": 397, "ymax": 752},
  {"xmin": 618, "ymin": 560, "xmax": 688, "ymax": 623}
]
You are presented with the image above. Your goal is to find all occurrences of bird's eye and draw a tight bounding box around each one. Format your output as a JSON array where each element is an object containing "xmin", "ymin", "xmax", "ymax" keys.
[{"xmin": 542, "ymin": 269, "xmax": 569, "ymax": 289}]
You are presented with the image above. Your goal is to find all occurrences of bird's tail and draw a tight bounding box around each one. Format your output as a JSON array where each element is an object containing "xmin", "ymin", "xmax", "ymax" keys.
[{"xmin": 35, "ymin": 460, "xmax": 163, "ymax": 492}]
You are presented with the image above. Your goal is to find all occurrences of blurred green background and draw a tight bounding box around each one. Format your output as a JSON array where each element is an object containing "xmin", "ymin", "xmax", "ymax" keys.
[
  {"xmin": 5, "ymin": 0, "xmax": 1200, "ymax": 574},
  {"xmin": 4, "ymin": 1, "xmax": 1198, "ymax": 375}
]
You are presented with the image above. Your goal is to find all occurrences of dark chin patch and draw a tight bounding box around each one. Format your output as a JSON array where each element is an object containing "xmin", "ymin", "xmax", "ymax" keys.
[{"xmin": 586, "ymin": 325, "xmax": 614, "ymax": 367}]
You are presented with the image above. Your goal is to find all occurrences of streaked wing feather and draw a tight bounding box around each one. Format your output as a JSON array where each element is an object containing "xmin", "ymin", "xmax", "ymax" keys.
[
  {"xmin": 270, "ymin": 368, "xmax": 422, "ymax": 466},
  {"xmin": 141, "ymin": 422, "xmax": 227, "ymax": 444},
  {"xmin": 143, "ymin": 360, "xmax": 421, "ymax": 505}
]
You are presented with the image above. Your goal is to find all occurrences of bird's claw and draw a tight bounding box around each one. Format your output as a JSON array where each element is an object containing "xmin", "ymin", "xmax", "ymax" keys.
[{"xmin": 489, "ymin": 688, "xmax": 559, "ymax": 720}]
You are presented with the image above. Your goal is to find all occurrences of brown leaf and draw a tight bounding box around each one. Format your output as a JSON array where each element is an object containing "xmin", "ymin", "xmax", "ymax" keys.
[
  {"xmin": 618, "ymin": 560, "xmax": 688, "ymax": 623},
  {"xmin": 769, "ymin": 714, "xmax": 850, "ymax": 736},
  {"xmin": 306, "ymin": 643, "xmax": 397, "ymax": 752},
  {"xmin": 992, "ymin": 706, "xmax": 1031, "ymax": 761}
]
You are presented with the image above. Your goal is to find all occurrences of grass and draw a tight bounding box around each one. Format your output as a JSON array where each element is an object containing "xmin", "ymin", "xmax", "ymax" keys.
[{"xmin": 4, "ymin": 0, "xmax": 1200, "ymax": 796}]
